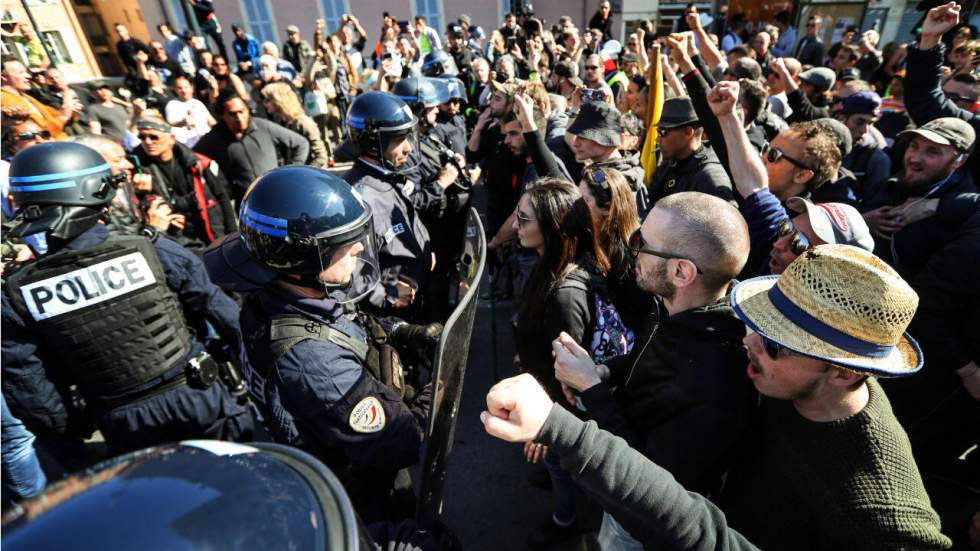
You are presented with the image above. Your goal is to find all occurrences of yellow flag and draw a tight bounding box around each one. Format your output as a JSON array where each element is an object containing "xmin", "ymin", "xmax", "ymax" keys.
[{"xmin": 640, "ymin": 53, "xmax": 664, "ymax": 186}]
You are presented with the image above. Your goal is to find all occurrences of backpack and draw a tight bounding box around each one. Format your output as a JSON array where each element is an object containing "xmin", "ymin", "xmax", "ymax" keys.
[{"xmin": 558, "ymin": 278, "xmax": 635, "ymax": 362}]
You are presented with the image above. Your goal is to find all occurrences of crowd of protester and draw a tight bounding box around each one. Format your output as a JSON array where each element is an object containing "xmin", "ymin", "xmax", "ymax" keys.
[{"xmin": 1, "ymin": 0, "xmax": 979, "ymax": 549}]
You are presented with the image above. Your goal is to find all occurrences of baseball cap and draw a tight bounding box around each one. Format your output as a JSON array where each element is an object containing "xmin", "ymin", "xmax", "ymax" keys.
[
  {"xmin": 786, "ymin": 198, "xmax": 874, "ymax": 252},
  {"xmin": 286, "ymin": 24, "xmax": 300, "ymax": 34},
  {"xmin": 838, "ymin": 67, "xmax": 861, "ymax": 82},
  {"xmin": 839, "ymin": 91, "xmax": 881, "ymax": 116},
  {"xmin": 489, "ymin": 79, "xmax": 519, "ymax": 98},
  {"xmin": 799, "ymin": 67, "xmax": 836, "ymax": 93},
  {"xmin": 899, "ymin": 117, "xmax": 976, "ymax": 152},
  {"xmin": 568, "ymin": 101, "xmax": 622, "ymax": 147}
]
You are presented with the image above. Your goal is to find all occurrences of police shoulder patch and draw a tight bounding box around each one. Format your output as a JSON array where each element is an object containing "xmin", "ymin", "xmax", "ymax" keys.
[{"xmin": 349, "ymin": 396, "xmax": 386, "ymax": 433}]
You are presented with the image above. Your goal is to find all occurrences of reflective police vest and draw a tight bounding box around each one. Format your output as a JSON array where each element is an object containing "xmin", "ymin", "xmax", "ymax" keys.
[{"xmin": 5, "ymin": 233, "xmax": 193, "ymax": 398}]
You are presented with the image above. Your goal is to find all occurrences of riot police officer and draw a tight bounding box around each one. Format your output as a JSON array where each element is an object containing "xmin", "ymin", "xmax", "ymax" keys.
[
  {"xmin": 343, "ymin": 92, "xmax": 446, "ymax": 318},
  {"xmin": 421, "ymin": 49, "xmax": 459, "ymax": 79},
  {"xmin": 204, "ymin": 166, "xmax": 438, "ymax": 521},
  {"xmin": 1, "ymin": 142, "xmax": 253, "ymax": 459},
  {"xmin": 431, "ymin": 77, "xmax": 468, "ymax": 154}
]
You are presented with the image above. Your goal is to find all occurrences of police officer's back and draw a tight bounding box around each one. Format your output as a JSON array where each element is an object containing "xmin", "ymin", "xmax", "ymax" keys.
[
  {"xmin": 205, "ymin": 166, "xmax": 438, "ymax": 521},
  {"xmin": 1, "ymin": 142, "xmax": 253, "ymax": 457}
]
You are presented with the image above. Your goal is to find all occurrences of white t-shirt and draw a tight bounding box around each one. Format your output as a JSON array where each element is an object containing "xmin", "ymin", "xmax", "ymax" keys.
[{"xmin": 164, "ymin": 98, "xmax": 213, "ymax": 148}]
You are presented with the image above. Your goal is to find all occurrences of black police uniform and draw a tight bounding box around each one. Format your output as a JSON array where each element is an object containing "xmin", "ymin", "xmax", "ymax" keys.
[
  {"xmin": 205, "ymin": 166, "xmax": 435, "ymax": 522},
  {"xmin": 345, "ymin": 160, "xmax": 434, "ymax": 314},
  {"xmin": 1, "ymin": 143, "xmax": 252, "ymax": 457},
  {"xmin": 3, "ymin": 225, "xmax": 253, "ymax": 453},
  {"xmin": 649, "ymin": 144, "xmax": 736, "ymax": 206},
  {"xmin": 343, "ymin": 92, "xmax": 435, "ymax": 317}
]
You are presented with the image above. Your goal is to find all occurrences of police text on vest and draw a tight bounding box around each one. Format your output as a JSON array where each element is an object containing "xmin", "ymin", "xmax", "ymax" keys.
[{"xmin": 20, "ymin": 252, "xmax": 157, "ymax": 321}]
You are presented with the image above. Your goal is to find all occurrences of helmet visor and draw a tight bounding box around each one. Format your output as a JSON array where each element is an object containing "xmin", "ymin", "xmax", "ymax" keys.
[
  {"xmin": 315, "ymin": 227, "xmax": 381, "ymax": 304},
  {"xmin": 378, "ymin": 127, "xmax": 419, "ymax": 174}
]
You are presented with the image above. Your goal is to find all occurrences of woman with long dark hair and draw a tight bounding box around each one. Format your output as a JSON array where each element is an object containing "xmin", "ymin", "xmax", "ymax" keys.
[
  {"xmin": 513, "ymin": 178, "xmax": 611, "ymax": 547},
  {"xmin": 578, "ymin": 166, "xmax": 653, "ymax": 331}
]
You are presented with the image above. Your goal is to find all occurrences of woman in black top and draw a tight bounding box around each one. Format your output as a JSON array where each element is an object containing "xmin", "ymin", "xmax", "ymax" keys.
[
  {"xmin": 513, "ymin": 178, "xmax": 609, "ymax": 547},
  {"xmin": 578, "ymin": 166, "xmax": 653, "ymax": 332}
]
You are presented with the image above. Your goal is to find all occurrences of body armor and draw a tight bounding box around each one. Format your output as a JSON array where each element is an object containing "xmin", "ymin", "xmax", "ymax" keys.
[{"xmin": 5, "ymin": 234, "xmax": 193, "ymax": 398}]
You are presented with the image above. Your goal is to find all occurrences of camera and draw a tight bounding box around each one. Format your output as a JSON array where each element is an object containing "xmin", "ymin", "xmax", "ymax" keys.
[{"xmin": 581, "ymin": 88, "xmax": 606, "ymax": 103}]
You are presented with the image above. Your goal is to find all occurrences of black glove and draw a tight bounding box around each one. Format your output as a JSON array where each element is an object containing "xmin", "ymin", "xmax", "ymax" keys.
[{"xmin": 391, "ymin": 322, "xmax": 443, "ymax": 350}]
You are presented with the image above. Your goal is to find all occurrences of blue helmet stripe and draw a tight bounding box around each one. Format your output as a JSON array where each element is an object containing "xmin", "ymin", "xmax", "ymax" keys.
[
  {"xmin": 241, "ymin": 206, "xmax": 287, "ymax": 228},
  {"xmin": 242, "ymin": 216, "xmax": 287, "ymax": 237},
  {"xmin": 9, "ymin": 163, "xmax": 111, "ymax": 183},
  {"xmin": 9, "ymin": 180, "xmax": 77, "ymax": 192}
]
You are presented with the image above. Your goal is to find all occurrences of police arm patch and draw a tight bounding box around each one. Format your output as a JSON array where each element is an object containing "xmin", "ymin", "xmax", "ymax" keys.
[{"xmin": 349, "ymin": 396, "xmax": 386, "ymax": 433}]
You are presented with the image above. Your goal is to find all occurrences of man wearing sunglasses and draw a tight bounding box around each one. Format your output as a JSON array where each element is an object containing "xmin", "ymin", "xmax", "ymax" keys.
[
  {"xmin": 132, "ymin": 115, "xmax": 236, "ymax": 249},
  {"xmin": 709, "ymin": 80, "xmax": 874, "ymax": 278},
  {"xmin": 552, "ymin": 191, "xmax": 756, "ymax": 550},
  {"xmin": 650, "ymin": 96, "xmax": 735, "ymax": 206},
  {"xmin": 485, "ymin": 245, "xmax": 950, "ymax": 551}
]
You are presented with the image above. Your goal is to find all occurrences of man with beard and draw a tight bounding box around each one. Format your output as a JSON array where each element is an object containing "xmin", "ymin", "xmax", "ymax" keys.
[
  {"xmin": 861, "ymin": 117, "xmax": 978, "ymax": 279},
  {"xmin": 553, "ymin": 191, "xmax": 757, "ymax": 551}
]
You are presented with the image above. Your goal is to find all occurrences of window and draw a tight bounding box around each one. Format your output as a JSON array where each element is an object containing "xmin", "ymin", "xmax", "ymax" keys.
[
  {"xmin": 319, "ymin": 0, "xmax": 349, "ymax": 35},
  {"xmin": 40, "ymin": 30, "xmax": 73, "ymax": 64},
  {"xmin": 414, "ymin": 0, "xmax": 442, "ymax": 38},
  {"xmin": 239, "ymin": 0, "xmax": 277, "ymax": 45}
]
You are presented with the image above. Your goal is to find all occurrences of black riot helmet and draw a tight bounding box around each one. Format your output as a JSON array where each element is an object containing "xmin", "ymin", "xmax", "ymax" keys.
[
  {"xmin": 1, "ymin": 441, "xmax": 377, "ymax": 551},
  {"xmin": 204, "ymin": 166, "xmax": 380, "ymax": 302},
  {"xmin": 421, "ymin": 49, "xmax": 459, "ymax": 77},
  {"xmin": 346, "ymin": 91, "xmax": 419, "ymax": 174},
  {"xmin": 7, "ymin": 142, "xmax": 123, "ymax": 241},
  {"xmin": 392, "ymin": 77, "xmax": 440, "ymax": 115}
]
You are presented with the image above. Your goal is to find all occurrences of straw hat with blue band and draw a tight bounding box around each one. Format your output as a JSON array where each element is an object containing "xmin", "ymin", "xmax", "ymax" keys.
[{"xmin": 730, "ymin": 244, "xmax": 923, "ymax": 377}]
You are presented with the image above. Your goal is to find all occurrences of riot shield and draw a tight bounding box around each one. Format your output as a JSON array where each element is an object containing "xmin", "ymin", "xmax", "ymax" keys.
[{"xmin": 416, "ymin": 208, "xmax": 486, "ymax": 529}]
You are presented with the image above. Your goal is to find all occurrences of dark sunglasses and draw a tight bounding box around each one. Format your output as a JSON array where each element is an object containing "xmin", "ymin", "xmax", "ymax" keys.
[
  {"xmin": 585, "ymin": 65, "xmax": 600, "ymax": 70},
  {"xmin": 776, "ymin": 218, "xmax": 811, "ymax": 256},
  {"xmin": 16, "ymin": 129, "xmax": 51, "ymax": 141},
  {"xmin": 762, "ymin": 334, "xmax": 787, "ymax": 359},
  {"xmin": 516, "ymin": 209, "xmax": 535, "ymax": 227},
  {"xmin": 628, "ymin": 229, "xmax": 703, "ymax": 273},
  {"xmin": 138, "ymin": 132, "xmax": 166, "ymax": 142},
  {"xmin": 761, "ymin": 143, "xmax": 812, "ymax": 171},
  {"xmin": 946, "ymin": 92, "xmax": 977, "ymax": 105}
]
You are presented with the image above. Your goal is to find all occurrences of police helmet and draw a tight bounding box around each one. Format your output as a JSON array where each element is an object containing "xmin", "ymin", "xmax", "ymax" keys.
[
  {"xmin": 204, "ymin": 166, "xmax": 381, "ymax": 302},
  {"xmin": 392, "ymin": 77, "xmax": 440, "ymax": 114},
  {"xmin": 7, "ymin": 142, "xmax": 122, "ymax": 241},
  {"xmin": 1, "ymin": 441, "xmax": 375, "ymax": 551},
  {"xmin": 430, "ymin": 76, "xmax": 468, "ymax": 105},
  {"xmin": 421, "ymin": 49, "xmax": 458, "ymax": 77},
  {"xmin": 347, "ymin": 92, "xmax": 419, "ymax": 174}
]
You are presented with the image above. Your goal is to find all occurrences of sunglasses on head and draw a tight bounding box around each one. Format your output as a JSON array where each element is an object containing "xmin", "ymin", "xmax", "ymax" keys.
[
  {"xmin": 627, "ymin": 228, "xmax": 703, "ymax": 272},
  {"xmin": 761, "ymin": 143, "xmax": 812, "ymax": 171},
  {"xmin": 16, "ymin": 129, "xmax": 50, "ymax": 141},
  {"xmin": 776, "ymin": 218, "xmax": 811, "ymax": 255}
]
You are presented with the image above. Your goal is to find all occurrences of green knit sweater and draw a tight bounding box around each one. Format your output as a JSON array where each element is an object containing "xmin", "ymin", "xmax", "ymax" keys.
[{"xmin": 721, "ymin": 379, "xmax": 952, "ymax": 550}]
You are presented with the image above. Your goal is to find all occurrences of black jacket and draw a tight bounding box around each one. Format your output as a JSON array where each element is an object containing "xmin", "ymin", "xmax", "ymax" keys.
[
  {"xmin": 135, "ymin": 142, "xmax": 237, "ymax": 247},
  {"xmin": 517, "ymin": 265, "xmax": 600, "ymax": 403},
  {"xmin": 904, "ymin": 42, "xmax": 980, "ymax": 185},
  {"xmin": 193, "ymin": 117, "xmax": 309, "ymax": 201},
  {"xmin": 592, "ymin": 152, "xmax": 651, "ymax": 213},
  {"xmin": 861, "ymin": 173, "xmax": 977, "ymax": 280},
  {"xmin": 650, "ymin": 144, "xmax": 736, "ymax": 206},
  {"xmin": 581, "ymin": 295, "xmax": 758, "ymax": 495}
]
